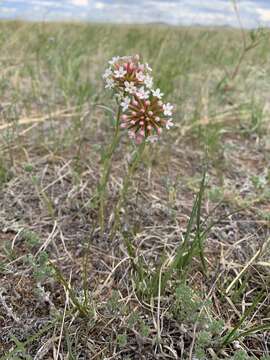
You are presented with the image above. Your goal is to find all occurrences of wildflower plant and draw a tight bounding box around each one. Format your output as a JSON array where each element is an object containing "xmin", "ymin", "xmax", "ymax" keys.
[{"xmin": 98, "ymin": 55, "xmax": 174, "ymax": 231}]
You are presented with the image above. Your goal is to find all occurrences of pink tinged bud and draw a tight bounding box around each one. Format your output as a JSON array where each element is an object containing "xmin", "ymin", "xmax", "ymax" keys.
[
  {"xmin": 139, "ymin": 64, "xmax": 144, "ymax": 71},
  {"xmin": 120, "ymin": 123, "xmax": 127, "ymax": 128},
  {"xmin": 129, "ymin": 62, "xmax": 134, "ymax": 70},
  {"xmin": 155, "ymin": 117, "xmax": 160, "ymax": 122},
  {"xmin": 147, "ymin": 125, "xmax": 152, "ymax": 130},
  {"xmin": 140, "ymin": 108, "xmax": 145, "ymax": 113},
  {"xmin": 148, "ymin": 111, "xmax": 153, "ymax": 116},
  {"xmin": 122, "ymin": 115, "xmax": 128, "ymax": 121},
  {"xmin": 145, "ymin": 100, "xmax": 151, "ymax": 106},
  {"xmin": 124, "ymin": 62, "xmax": 128, "ymax": 69},
  {"xmin": 139, "ymin": 121, "xmax": 144, "ymax": 126},
  {"xmin": 132, "ymin": 100, "xmax": 138, "ymax": 106},
  {"xmin": 132, "ymin": 111, "xmax": 137, "ymax": 116},
  {"xmin": 130, "ymin": 120, "xmax": 136, "ymax": 125},
  {"xmin": 140, "ymin": 130, "xmax": 145, "ymax": 136},
  {"xmin": 140, "ymin": 116, "xmax": 144, "ymax": 120},
  {"xmin": 157, "ymin": 127, "xmax": 162, "ymax": 135}
]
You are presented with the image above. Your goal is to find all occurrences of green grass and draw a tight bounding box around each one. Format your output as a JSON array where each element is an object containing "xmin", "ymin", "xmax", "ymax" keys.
[{"xmin": 0, "ymin": 20, "xmax": 269, "ymax": 359}]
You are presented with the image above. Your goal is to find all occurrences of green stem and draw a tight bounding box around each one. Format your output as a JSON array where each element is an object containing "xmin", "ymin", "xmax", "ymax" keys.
[
  {"xmin": 111, "ymin": 140, "xmax": 146, "ymax": 238},
  {"xmin": 49, "ymin": 261, "xmax": 89, "ymax": 317},
  {"xmin": 98, "ymin": 106, "xmax": 121, "ymax": 232}
]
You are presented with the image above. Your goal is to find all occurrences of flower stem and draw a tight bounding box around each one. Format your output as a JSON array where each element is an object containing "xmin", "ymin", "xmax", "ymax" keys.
[
  {"xmin": 111, "ymin": 140, "xmax": 146, "ymax": 238},
  {"xmin": 98, "ymin": 106, "xmax": 121, "ymax": 232}
]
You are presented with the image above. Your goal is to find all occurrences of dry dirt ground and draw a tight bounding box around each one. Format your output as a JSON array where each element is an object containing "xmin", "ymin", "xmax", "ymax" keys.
[{"xmin": 0, "ymin": 121, "xmax": 269, "ymax": 358}]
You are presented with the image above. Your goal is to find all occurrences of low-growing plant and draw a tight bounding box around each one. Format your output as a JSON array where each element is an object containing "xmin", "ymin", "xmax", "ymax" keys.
[
  {"xmin": 98, "ymin": 55, "xmax": 174, "ymax": 232},
  {"xmin": 24, "ymin": 251, "xmax": 52, "ymax": 281}
]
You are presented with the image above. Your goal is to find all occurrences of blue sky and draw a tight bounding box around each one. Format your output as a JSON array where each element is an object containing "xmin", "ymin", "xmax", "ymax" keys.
[{"xmin": 1, "ymin": 0, "xmax": 270, "ymax": 27}]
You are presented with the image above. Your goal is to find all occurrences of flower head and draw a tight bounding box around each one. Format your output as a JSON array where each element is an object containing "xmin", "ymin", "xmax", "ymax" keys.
[
  {"xmin": 166, "ymin": 118, "xmax": 174, "ymax": 129},
  {"xmin": 120, "ymin": 96, "xmax": 131, "ymax": 112},
  {"xmin": 136, "ymin": 87, "xmax": 150, "ymax": 100},
  {"xmin": 102, "ymin": 68, "xmax": 112, "ymax": 79},
  {"xmin": 124, "ymin": 81, "xmax": 137, "ymax": 94},
  {"xmin": 163, "ymin": 103, "xmax": 173, "ymax": 116},
  {"xmin": 144, "ymin": 74, "xmax": 153, "ymax": 89},
  {"xmin": 120, "ymin": 94, "xmax": 173, "ymax": 143},
  {"xmin": 104, "ymin": 55, "xmax": 174, "ymax": 143},
  {"xmin": 103, "ymin": 55, "xmax": 153, "ymax": 97},
  {"xmin": 105, "ymin": 78, "xmax": 115, "ymax": 89},
  {"xmin": 114, "ymin": 66, "xmax": 127, "ymax": 78},
  {"xmin": 108, "ymin": 56, "xmax": 120, "ymax": 65},
  {"xmin": 152, "ymin": 88, "xmax": 163, "ymax": 99},
  {"xmin": 136, "ymin": 72, "xmax": 145, "ymax": 82}
]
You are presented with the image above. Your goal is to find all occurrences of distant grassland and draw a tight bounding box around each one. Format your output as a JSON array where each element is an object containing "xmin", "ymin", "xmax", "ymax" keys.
[
  {"xmin": 1, "ymin": 21, "xmax": 270, "ymax": 123},
  {"xmin": 1, "ymin": 21, "xmax": 269, "ymax": 161}
]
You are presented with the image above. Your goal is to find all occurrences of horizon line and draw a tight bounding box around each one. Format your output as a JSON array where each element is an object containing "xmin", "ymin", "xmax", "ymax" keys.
[{"xmin": 0, "ymin": 18, "xmax": 268, "ymax": 30}]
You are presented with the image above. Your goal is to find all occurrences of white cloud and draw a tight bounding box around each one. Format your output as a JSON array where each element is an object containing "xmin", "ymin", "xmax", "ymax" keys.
[
  {"xmin": 22, "ymin": 0, "xmax": 64, "ymax": 8},
  {"xmin": 1, "ymin": 7, "xmax": 16, "ymax": 13},
  {"xmin": 95, "ymin": 1, "xmax": 105, "ymax": 9},
  {"xmin": 148, "ymin": 0, "xmax": 233, "ymax": 13},
  {"xmin": 256, "ymin": 8, "xmax": 270, "ymax": 22},
  {"xmin": 93, "ymin": 0, "xmax": 237, "ymax": 26},
  {"xmin": 70, "ymin": 0, "xmax": 89, "ymax": 6}
]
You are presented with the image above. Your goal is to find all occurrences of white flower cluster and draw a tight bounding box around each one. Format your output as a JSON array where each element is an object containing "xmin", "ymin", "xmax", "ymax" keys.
[{"xmin": 103, "ymin": 55, "xmax": 174, "ymax": 142}]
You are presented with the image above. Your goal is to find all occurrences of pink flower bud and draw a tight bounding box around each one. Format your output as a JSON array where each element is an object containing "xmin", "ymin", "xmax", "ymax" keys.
[
  {"xmin": 139, "ymin": 121, "xmax": 144, "ymax": 126},
  {"xmin": 130, "ymin": 120, "xmax": 136, "ymax": 125},
  {"xmin": 147, "ymin": 125, "xmax": 152, "ymax": 130},
  {"xmin": 122, "ymin": 115, "xmax": 128, "ymax": 121},
  {"xmin": 120, "ymin": 123, "xmax": 127, "ymax": 128},
  {"xmin": 140, "ymin": 130, "xmax": 145, "ymax": 136},
  {"xmin": 157, "ymin": 127, "xmax": 162, "ymax": 135},
  {"xmin": 132, "ymin": 100, "xmax": 138, "ymax": 106},
  {"xmin": 132, "ymin": 111, "xmax": 137, "ymax": 116},
  {"xmin": 155, "ymin": 116, "xmax": 160, "ymax": 122},
  {"xmin": 148, "ymin": 111, "xmax": 153, "ymax": 116},
  {"xmin": 145, "ymin": 100, "xmax": 151, "ymax": 106}
]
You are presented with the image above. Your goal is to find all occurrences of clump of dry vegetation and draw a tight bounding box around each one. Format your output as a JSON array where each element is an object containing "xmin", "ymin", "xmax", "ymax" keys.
[{"xmin": 0, "ymin": 21, "xmax": 270, "ymax": 359}]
